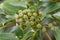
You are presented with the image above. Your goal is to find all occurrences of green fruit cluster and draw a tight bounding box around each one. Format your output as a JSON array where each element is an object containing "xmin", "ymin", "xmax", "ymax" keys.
[
  {"xmin": 16, "ymin": 9, "xmax": 42, "ymax": 29},
  {"xmin": 14, "ymin": 9, "xmax": 57, "ymax": 32}
]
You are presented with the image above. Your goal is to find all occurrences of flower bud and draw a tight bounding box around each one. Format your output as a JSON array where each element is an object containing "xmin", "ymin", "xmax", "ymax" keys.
[
  {"xmin": 33, "ymin": 13, "xmax": 37, "ymax": 17},
  {"xmin": 22, "ymin": 10, "xmax": 27, "ymax": 14},
  {"xmin": 23, "ymin": 15, "xmax": 28, "ymax": 21},
  {"xmin": 37, "ymin": 23, "xmax": 41, "ymax": 28},
  {"xmin": 18, "ymin": 18, "xmax": 23, "ymax": 24},
  {"xmin": 28, "ymin": 12, "xmax": 32, "ymax": 16},
  {"xmin": 18, "ymin": 10, "xmax": 22, "ymax": 13},
  {"xmin": 51, "ymin": 27, "xmax": 55, "ymax": 30},
  {"xmin": 42, "ymin": 27, "xmax": 46, "ymax": 32},
  {"xmin": 26, "ymin": 9, "xmax": 31, "ymax": 12},
  {"xmin": 30, "ymin": 16, "xmax": 35, "ymax": 21},
  {"xmin": 30, "ymin": 21, "xmax": 34, "ymax": 25},
  {"xmin": 19, "ymin": 13, "xmax": 23, "ymax": 17},
  {"xmin": 39, "ymin": 12, "xmax": 42, "ymax": 15},
  {"xmin": 48, "ymin": 23, "xmax": 53, "ymax": 28},
  {"xmin": 18, "ymin": 9, "xmax": 43, "ymax": 29},
  {"xmin": 25, "ymin": 21, "xmax": 31, "ymax": 27},
  {"xmin": 35, "ymin": 18, "xmax": 40, "ymax": 22}
]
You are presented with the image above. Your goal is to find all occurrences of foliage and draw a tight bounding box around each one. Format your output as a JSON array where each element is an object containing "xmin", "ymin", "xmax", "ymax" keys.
[{"xmin": 0, "ymin": 0, "xmax": 60, "ymax": 40}]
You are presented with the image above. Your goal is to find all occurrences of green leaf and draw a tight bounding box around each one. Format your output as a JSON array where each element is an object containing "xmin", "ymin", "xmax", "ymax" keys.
[
  {"xmin": 3, "ymin": 1, "xmax": 27, "ymax": 15},
  {"xmin": 0, "ymin": 14, "xmax": 6, "ymax": 26},
  {"xmin": 0, "ymin": 9, "xmax": 4, "ymax": 14},
  {"xmin": 41, "ymin": 2, "xmax": 60, "ymax": 21},
  {"xmin": 5, "ymin": 15, "xmax": 15, "ymax": 21},
  {"xmin": 28, "ymin": 30, "xmax": 38, "ymax": 40},
  {"xmin": 54, "ymin": 28, "xmax": 60, "ymax": 40},
  {"xmin": 3, "ymin": 21, "xmax": 16, "ymax": 32},
  {"xmin": 0, "ymin": 19, "xmax": 6, "ymax": 26},
  {"xmin": 43, "ymin": 2, "xmax": 60, "ymax": 14},
  {"xmin": 21, "ymin": 27, "xmax": 34, "ymax": 40},
  {"xmin": 53, "ymin": 12, "xmax": 60, "ymax": 20},
  {"xmin": 29, "ymin": 29, "xmax": 42, "ymax": 40},
  {"xmin": 0, "ymin": 33, "xmax": 19, "ymax": 40},
  {"xmin": 0, "ymin": 20, "xmax": 16, "ymax": 32},
  {"xmin": 14, "ymin": 26, "xmax": 24, "ymax": 39}
]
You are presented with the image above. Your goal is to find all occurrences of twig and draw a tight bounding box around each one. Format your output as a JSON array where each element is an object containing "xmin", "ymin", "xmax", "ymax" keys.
[{"xmin": 45, "ymin": 32, "xmax": 52, "ymax": 40}]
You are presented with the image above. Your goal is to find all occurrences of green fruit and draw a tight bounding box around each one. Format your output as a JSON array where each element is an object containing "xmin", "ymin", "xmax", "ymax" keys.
[
  {"xmin": 23, "ymin": 15, "xmax": 28, "ymax": 21},
  {"xmin": 37, "ymin": 23, "xmax": 41, "ymax": 28},
  {"xmin": 30, "ymin": 16, "xmax": 35, "ymax": 21},
  {"xmin": 28, "ymin": 12, "xmax": 32, "ymax": 16},
  {"xmin": 30, "ymin": 21, "xmax": 34, "ymax": 26},
  {"xmin": 42, "ymin": 27, "xmax": 46, "ymax": 32},
  {"xmin": 18, "ymin": 9, "xmax": 42, "ymax": 29},
  {"xmin": 33, "ymin": 13, "xmax": 37, "ymax": 17},
  {"xmin": 25, "ymin": 21, "xmax": 31, "ymax": 27},
  {"xmin": 19, "ymin": 13, "xmax": 23, "ymax": 17},
  {"xmin": 18, "ymin": 18, "xmax": 23, "ymax": 23},
  {"xmin": 51, "ymin": 27, "xmax": 55, "ymax": 30}
]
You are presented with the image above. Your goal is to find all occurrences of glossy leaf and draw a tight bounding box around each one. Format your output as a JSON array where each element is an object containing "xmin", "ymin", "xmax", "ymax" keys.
[
  {"xmin": 0, "ymin": 9, "xmax": 4, "ymax": 14},
  {"xmin": 53, "ymin": 12, "xmax": 60, "ymax": 20},
  {"xmin": 3, "ymin": 1, "xmax": 27, "ymax": 15},
  {"xmin": 14, "ymin": 26, "xmax": 24, "ymax": 39},
  {"xmin": 43, "ymin": 2, "xmax": 60, "ymax": 14},
  {"xmin": 54, "ymin": 28, "xmax": 60, "ymax": 40},
  {"xmin": 0, "ymin": 33, "xmax": 19, "ymax": 40},
  {"xmin": 21, "ymin": 27, "xmax": 34, "ymax": 40}
]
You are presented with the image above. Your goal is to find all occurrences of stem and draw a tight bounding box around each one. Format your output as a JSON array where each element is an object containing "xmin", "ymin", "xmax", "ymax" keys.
[{"xmin": 45, "ymin": 32, "xmax": 52, "ymax": 40}]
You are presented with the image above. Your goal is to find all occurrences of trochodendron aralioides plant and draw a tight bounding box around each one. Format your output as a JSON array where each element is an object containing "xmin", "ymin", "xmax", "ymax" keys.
[{"xmin": 0, "ymin": 0, "xmax": 60, "ymax": 40}]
